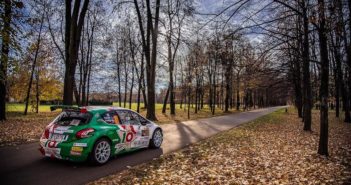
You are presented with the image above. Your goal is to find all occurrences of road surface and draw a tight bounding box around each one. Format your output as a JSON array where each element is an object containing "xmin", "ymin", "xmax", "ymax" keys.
[{"xmin": 0, "ymin": 106, "xmax": 285, "ymax": 185}]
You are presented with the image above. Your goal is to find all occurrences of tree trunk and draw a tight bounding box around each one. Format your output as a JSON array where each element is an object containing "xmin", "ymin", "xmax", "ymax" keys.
[
  {"xmin": 86, "ymin": 57, "xmax": 92, "ymax": 105},
  {"xmin": 137, "ymin": 77, "xmax": 141, "ymax": 113},
  {"xmin": 236, "ymin": 73, "xmax": 240, "ymax": 111},
  {"xmin": 208, "ymin": 73, "xmax": 213, "ymax": 112},
  {"xmin": 0, "ymin": 0, "xmax": 12, "ymax": 121},
  {"xmin": 187, "ymin": 86, "xmax": 191, "ymax": 119},
  {"xmin": 134, "ymin": 0, "xmax": 160, "ymax": 120},
  {"xmin": 129, "ymin": 66, "xmax": 134, "ymax": 109},
  {"xmin": 136, "ymin": 54, "xmax": 144, "ymax": 113},
  {"xmin": 333, "ymin": 53, "xmax": 340, "ymax": 118},
  {"xmin": 329, "ymin": 24, "xmax": 344, "ymax": 119},
  {"xmin": 224, "ymin": 58, "xmax": 231, "ymax": 112},
  {"xmin": 195, "ymin": 80, "xmax": 198, "ymax": 114},
  {"xmin": 348, "ymin": 1, "xmax": 351, "ymax": 117},
  {"xmin": 302, "ymin": 0, "xmax": 312, "ymax": 131},
  {"xmin": 24, "ymin": 15, "xmax": 44, "ymax": 115},
  {"xmin": 317, "ymin": 0, "xmax": 329, "ymax": 156},
  {"xmin": 81, "ymin": 20, "xmax": 94, "ymax": 106},
  {"xmin": 124, "ymin": 60, "xmax": 128, "ymax": 108},
  {"xmin": 167, "ymin": 16, "xmax": 176, "ymax": 115},
  {"xmin": 162, "ymin": 86, "xmax": 170, "ymax": 113},
  {"xmin": 212, "ymin": 60, "xmax": 217, "ymax": 115},
  {"xmin": 294, "ymin": 20, "xmax": 303, "ymax": 117},
  {"xmin": 63, "ymin": 0, "xmax": 89, "ymax": 105},
  {"xmin": 141, "ymin": 74, "xmax": 147, "ymax": 108},
  {"xmin": 35, "ymin": 67, "xmax": 40, "ymax": 113},
  {"xmin": 291, "ymin": 41, "xmax": 303, "ymax": 118},
  {"xmin": 347, "ymin": 0, "xmax": 351, "ymax": 117},
  {"xmin": 145, "ymin": 0, "xmax": 161, "ymax": 120},
  {"xmin": 117, "ymin": 60, "xmax": 121, "ymax": 107},
  {"xmin": 169, "ymin": 73, "xmax": 175, "ymax": 115},
  {"xmin": 73, "ymin": 79, "xmax": 80, "ymax": 105},
  {"xmin": 341, "ymin": 0, "xmax": 351, "ymax": 123}
]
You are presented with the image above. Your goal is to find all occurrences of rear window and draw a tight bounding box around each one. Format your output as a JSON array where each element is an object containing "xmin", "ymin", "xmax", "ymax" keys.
[{"xmin": 54, "ymin": 111, "xmax": 92, "ymax": 126}]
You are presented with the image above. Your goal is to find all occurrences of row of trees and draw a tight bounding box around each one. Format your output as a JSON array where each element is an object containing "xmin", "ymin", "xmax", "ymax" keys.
[
  {"xmin": 177, "ymin": 30, "xmax": 287, "ymax": 118},
  {"xmin": 264, "ymin": 0, "xmax": 351, "ymax": 156},
  {"xmin": 0, "ymin": 0, "xmax": 289, "ymax": 121}
]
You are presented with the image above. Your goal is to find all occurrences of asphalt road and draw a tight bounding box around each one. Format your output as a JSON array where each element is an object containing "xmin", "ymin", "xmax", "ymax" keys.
[{"xmin": 0, "ymin": 106, "xmax": 285, "ymax": 185}]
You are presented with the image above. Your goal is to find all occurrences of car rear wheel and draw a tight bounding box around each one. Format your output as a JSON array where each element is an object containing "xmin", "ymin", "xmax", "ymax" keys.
[
  {"xmin": 149, "ymin": 129, "xmax": 163, "ymax": 148},
  {"xmin": 90, "ymin": 138, "xmax": 111, "ymax": 165}
]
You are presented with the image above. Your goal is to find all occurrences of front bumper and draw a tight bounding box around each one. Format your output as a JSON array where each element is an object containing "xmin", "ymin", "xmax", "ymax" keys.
[{"xmin": 39, "ymin": 138, "xmax": 92, "ymax": 162}]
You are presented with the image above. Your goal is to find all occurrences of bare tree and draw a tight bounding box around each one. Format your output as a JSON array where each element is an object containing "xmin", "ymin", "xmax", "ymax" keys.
[
  {"xmin": 133, "ymin": 0, "xmax": 161, "ymax": 120},
  {"xmin": 24, "ymin": 14, "xmax": 45, "ymax": 115},
  {"xmin": 63, "ymin": 0, "xmax": 89, "ymax": 105}
]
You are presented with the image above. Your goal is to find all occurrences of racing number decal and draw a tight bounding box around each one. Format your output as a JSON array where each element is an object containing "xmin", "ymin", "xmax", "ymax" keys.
[
  {"xmin": 118, "ymin": 125, "xmax": 137, "ymax": 143},
  {"xmin": 115, "ymin": 125, "xmax": 140, "ymax": 153},
  {"xmin": 126, "ymin": 132, "xmax": 133, "ymax": 142}
]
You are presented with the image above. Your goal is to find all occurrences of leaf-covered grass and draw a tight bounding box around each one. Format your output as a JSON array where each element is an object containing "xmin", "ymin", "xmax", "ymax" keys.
[
  {"xmin": 0, "ymin": 112, "xmax": 59, "ymax": 146},
  {"xmin": 90, "ymin": 108, "xmax": 351, "ymax": 185}
]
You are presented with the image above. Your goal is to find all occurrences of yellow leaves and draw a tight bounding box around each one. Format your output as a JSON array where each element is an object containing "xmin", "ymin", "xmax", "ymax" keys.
[
  {"xmin": 89, "ymin": 110, "xmax": 351, "ymax": 184},
  {"xmin": 0, "ymin": 112, "xmax": 58, "ymax": 147}
]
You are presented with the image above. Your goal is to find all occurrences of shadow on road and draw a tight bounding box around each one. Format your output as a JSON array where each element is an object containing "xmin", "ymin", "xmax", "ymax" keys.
[{"xmin": 0, "ymin": 147, "xmax": 163, "ymax": 185}]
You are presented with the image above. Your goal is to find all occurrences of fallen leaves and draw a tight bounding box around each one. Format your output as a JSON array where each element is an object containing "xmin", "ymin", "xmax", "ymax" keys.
[
  {"xmin": 89, "ymin": 109, "xmax": 351, "ymax": 185},
  {"xmin": 0, "ymin": 112, "xmax": 58, "ymax": 147}
]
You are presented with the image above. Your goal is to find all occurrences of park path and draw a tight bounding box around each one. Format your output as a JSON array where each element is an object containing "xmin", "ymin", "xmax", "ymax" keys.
[{"xmin": 0, "ymin": 106, "xmax": 285, "ymax": 185}]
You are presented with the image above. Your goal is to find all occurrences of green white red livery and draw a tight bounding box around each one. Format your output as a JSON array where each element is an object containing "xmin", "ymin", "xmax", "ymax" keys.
[{"xmin": 39, "ymin": 106, "xmax": 163, "ymax": 165}]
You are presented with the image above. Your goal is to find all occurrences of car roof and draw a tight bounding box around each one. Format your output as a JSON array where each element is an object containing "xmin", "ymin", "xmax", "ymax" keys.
[{"xmin": 84, "ymin": 106, "xmax": 132, "ymax": 113}]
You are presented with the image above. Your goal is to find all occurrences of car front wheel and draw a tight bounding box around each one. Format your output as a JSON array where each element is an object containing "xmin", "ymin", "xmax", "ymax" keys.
[
  {"xmin": 149, "ymin": 129, "xmax": 163, "ymax": 148},
  {"xmin": 90, "ymin": 138, "xmax": 111, "ymax": 165}
]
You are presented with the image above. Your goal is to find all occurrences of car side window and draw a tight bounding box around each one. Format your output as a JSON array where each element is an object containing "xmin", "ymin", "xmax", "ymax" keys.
[
  {"xmin": 102, "ymin": 112, "xmax": 113, "ymax": 124},
  {"xmin": 129, "ymin": 112, "xmax": 141, "ymax": 125},
  {"xmin": 102, "ymin": 111, "xmax": 120, "ymax": 125},
  {"xmin": 116, "ymin": 110, "xmax": 141, "ymax": 125},
  {"xmin": 116, "ymin": 111, "xmax": 130, "ymax": 125}
]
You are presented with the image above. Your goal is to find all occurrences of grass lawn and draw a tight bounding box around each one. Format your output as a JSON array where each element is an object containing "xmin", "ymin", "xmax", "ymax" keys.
[
  {"xmin": 90, "ymin": 108, "xmax": 351, "ymax": 185},
  {"xmin": 0, "ymin": 103, "xmax": 238, "ymax": 146},
  {"xmin": 6, "ymin": 103, "xmax": 54, "ymax": 112}
]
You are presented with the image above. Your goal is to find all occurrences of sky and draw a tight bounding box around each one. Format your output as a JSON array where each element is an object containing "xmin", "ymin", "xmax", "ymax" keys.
[{"xmin": 195, "ymin": 0, "xmax": 273, "ymax": 42}]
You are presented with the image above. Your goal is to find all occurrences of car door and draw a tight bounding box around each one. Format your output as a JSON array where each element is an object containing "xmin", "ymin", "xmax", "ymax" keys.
[
  {"xmin": 116, "ymin": 110, "xmax": 150, "ymax": 150},
  {"xmin": 129, "ymin": 111, "xmax": 151, "ymax": 149},
  {"xmin": 101, "ymin": 111, "xmax": 123, "ymax": 154}
]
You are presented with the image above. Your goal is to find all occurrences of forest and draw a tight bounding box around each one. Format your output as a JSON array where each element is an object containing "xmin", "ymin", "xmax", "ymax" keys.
[{"xmin": 0, "ymin": 0, "xmax": 351, "ymax": 162}]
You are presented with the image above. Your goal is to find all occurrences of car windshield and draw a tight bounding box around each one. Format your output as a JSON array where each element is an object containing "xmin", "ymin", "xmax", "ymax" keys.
[{"xmin": 54, "ymin": 111, "xmax": 92, "ymax": 126}]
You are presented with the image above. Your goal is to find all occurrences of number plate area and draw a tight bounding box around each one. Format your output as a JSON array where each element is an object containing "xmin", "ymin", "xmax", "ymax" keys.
[{"xmin": 50, "ymin": 133, "xmax": 68, "ymax": 142}]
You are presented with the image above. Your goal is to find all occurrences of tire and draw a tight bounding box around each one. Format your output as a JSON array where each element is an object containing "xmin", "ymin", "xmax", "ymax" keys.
[
  {"xmin": 149, "ymin": 128, "xmax": 163, "ymax": 148},
  {"xmin": 90, "ymin": 138, "xmax": 111, "ymax": 165}
]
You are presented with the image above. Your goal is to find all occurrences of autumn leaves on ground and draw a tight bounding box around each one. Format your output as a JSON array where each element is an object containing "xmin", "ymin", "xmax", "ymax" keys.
[{"xmin": 91, "ymin": 109, "xmax": 351, "ymax": 185}]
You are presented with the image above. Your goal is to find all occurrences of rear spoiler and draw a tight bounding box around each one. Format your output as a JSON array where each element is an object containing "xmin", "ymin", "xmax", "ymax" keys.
[{"xmin": 50, "ymin": 105, "xmax": 81, "ymax": 112}]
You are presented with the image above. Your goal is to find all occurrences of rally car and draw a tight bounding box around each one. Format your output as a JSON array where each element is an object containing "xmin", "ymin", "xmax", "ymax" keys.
[{"xmin": 39, "ymin": 106, "xmax": 163, "ymax": 165}]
